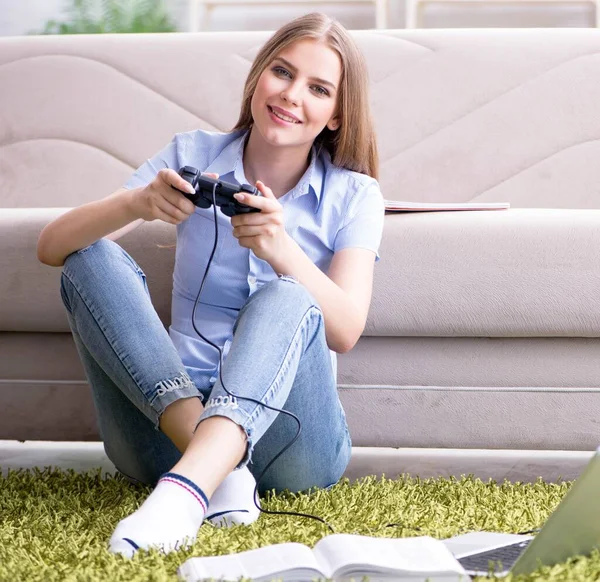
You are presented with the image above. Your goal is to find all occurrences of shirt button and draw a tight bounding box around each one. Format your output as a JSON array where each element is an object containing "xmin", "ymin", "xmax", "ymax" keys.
[{"xmin": 249, "ymin": 276, "xmax": 257, "ymax": 284}]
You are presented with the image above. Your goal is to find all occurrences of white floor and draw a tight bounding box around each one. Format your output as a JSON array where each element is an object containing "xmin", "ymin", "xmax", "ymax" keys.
[
  {"xmin": 0, "ymin": 440, "xmax": 117, "ymax": 476},
  {"xmin": 0, "ymin": 440, "xmax": 594, "ymax": 482}
]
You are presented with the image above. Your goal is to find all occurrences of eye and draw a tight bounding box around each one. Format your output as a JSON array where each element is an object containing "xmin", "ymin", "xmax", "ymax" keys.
[
  {"xmin": 272, "ymin": 66, "xmax": 291, "ymax": 78},
  {"xmin": 312, "ymin": 85, "xmax": 329, "ymax": 97}
]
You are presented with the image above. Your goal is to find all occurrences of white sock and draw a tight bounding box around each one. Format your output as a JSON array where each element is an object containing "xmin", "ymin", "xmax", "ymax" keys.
[
  {"xmin": 109, "ymin": 472, "xmax": 208, "ymax": 558},
  {"xmin": 205, "ymin": 466, "xmax": 261, "ymax": 527}
]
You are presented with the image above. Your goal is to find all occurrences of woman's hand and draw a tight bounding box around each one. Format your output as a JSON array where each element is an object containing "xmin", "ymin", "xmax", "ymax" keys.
[
  {"xmin": 131, "ymin": 168, "xmax": 218, "ymax": 225},
  {"xmin": 231, "ymin": 181, "xmax": 291, "ymax": 263}
]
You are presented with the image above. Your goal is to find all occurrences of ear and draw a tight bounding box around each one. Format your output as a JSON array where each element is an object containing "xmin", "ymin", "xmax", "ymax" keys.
[{"xmin": 327, "ymin": 117, "xmax": 340, "ymax": 131}]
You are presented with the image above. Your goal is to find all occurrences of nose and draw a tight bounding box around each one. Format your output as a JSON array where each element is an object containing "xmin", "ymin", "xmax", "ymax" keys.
[{"xmin": 280, "ymin": 82, "xmax": 302, "ymax": 106}]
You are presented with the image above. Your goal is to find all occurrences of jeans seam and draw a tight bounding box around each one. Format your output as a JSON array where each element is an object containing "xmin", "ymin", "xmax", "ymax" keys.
[
  {"xmin": 60, "ymin": 274, "xmax": 73, "ymax": 314},
  {"xmin": 242, "ymin": 304, "xmax": 322, "ymax": 429},
  {"xmin": 61, "ymin": 269, "xmax": 167, "ymax": 422}
]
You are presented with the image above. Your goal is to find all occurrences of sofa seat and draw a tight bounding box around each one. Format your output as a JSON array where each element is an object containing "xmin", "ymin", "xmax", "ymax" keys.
[{"xmin": 4, "ymin": 207, "xmax": 600, "ymax": 337}]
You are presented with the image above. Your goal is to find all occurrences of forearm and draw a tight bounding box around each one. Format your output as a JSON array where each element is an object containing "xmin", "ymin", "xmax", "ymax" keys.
[
  {"xmin": 267, "ymin": 236, "xmax": 364, "ymax": 354},
  {"xmin": 37, "ymin": 188, "xmax": 141, "ymax": 267}
]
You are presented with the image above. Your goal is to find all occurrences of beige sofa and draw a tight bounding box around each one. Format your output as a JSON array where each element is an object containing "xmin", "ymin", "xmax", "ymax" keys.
[{"xmin": 2, "ymin": 28, "xmax": 600, "ymax": 482}]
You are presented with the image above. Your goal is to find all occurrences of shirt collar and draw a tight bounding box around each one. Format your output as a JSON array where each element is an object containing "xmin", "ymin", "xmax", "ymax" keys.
[
  {"xmin": 292, "ymin": 143, "xmax": 326, "ymax": 206},
  {"xmin": 204, "ymin": 129, "xmax": 326, "ymax": 206},
  {"xmin": 202, "ymin": 129, "xmax": 247, "ymax": 182}
]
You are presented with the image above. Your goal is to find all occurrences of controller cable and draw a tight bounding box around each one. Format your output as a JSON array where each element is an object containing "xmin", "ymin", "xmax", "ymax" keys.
[
  {"xmin": 189, "ymin": 183, "xmax": 433, "ymax": 536},
  {"xmin": 191, "ymin": 183, "xmax": 336, "ymax": 533}
]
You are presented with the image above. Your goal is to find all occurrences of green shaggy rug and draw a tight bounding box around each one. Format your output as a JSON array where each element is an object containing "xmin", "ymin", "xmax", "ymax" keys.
[{"xmin": 1, "ymin": 468, "xmax": 599, "ymax": 581}]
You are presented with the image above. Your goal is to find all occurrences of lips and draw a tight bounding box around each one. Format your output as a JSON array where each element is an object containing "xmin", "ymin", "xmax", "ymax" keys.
[{"xmin": 268, "ymin": 105, "xmax": 302, "ymax": 124}]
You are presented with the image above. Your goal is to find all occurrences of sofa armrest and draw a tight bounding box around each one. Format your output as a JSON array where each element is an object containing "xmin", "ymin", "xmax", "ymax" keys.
[
  {"xmin": 368, "ymin": 208, "xmax": 600, "ymax": 337},
  {"xmin": 0, "ymin": 208, "xmax": 176, "ymax": 332}
]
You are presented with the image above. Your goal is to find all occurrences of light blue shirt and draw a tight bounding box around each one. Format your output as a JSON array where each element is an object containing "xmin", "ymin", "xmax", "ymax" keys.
[{"xmin": 124, "ymin": 129, "xmax": 385, "ymax": 392}]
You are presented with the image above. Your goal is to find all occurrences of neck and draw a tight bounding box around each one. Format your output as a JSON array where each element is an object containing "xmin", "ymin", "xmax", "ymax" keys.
[{"xmin": 243, "ymin": 128, "xmax": 312, "ymax": 199}]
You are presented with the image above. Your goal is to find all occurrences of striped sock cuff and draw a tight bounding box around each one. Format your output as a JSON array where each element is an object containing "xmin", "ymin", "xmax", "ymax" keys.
[{"xmin": 159, "ymin": 472, "xmax": 209, "ymax": 513}]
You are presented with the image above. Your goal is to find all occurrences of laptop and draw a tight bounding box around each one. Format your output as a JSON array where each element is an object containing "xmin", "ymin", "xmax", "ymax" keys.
[{"xmin": 442, "ymin": 447, "xmax": 600, "ymax": 577}]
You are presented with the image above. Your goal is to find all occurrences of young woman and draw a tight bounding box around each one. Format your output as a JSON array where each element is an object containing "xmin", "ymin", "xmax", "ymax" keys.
[{"xmin": 37, "ymin": 12, "xmax": 385, "ymax": 557}]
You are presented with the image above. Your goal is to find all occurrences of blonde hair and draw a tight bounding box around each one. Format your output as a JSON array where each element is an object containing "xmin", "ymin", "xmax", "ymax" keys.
[
  {"xmin": 157, "ymin": 13, "xmax": 378, "ymax": 250},
  {"xmin": 232, "ymin": 12, "xmax": 379, "ymax": 180}
]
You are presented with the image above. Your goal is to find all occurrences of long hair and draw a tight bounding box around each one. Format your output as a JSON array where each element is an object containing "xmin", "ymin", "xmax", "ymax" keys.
[{"xmin": 232, "ymin": 12, "xmax": 379, "ymax": 180}]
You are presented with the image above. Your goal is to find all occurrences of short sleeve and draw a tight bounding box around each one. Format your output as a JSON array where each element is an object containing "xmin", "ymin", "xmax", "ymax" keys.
[
  {"xmin": 333, "ymin": 180, "xmax": 385, "ymax": 262},
  {"xmin": 123, "ymin": 136, "xmax": 179, "ymax": 190}
]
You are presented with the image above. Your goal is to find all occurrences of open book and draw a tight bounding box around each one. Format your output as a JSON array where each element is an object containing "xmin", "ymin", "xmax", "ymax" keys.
[
  {"xmin": 178, "ymin": 534, "xmax": 469, "ymax": 582},
  {"xmin": 384, "ymin": 200, "xmax": 510, "ymax": 212}
]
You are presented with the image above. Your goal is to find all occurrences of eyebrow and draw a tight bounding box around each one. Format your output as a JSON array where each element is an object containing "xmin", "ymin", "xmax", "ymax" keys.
[{"xmin": 272, "ymin": 57, "xmax": 337, "ymax": 91}]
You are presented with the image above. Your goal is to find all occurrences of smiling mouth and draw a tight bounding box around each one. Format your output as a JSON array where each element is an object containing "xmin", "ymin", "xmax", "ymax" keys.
[{"xmin": 268, "ymin": 105, "xmax": 302, "ymax": 124}]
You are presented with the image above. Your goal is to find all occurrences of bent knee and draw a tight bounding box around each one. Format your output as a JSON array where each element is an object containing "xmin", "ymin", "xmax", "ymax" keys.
[
  {"xmin": 255, "ymin": 276, "xmax": 320, "ymax": 314},
  {"xmin": 62, "ymin": 238, "xmax": 145, "ymax": 290},
  {"xmin": 63, "ymin": 238, "xmax": 118, "ymax": 267}
]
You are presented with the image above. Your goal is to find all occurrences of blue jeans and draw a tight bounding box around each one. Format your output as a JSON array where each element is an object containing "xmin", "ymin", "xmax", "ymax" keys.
[{"xmin": 59, "ymin": 238, "xmax": 352, "ymax": 494}]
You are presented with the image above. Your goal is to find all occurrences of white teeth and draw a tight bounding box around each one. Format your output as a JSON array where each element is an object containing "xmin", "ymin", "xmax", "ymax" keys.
[{"xmin": 270, "ymin": 107, "xmax": 299, "ymax": 124}]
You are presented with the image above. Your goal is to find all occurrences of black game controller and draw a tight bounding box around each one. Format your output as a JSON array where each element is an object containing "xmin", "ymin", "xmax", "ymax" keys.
[{"xmin": 174, "ymin": 166, "xmax": 261, "ymax": 218}]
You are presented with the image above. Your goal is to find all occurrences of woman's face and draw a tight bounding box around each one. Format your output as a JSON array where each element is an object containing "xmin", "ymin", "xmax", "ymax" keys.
[{"xmin": 250, "ymin": 39, "xmax": 342, "ymax": 150}]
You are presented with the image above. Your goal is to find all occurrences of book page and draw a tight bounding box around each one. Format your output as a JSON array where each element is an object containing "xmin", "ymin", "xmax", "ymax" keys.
[
  {"xmin": 178, "ymin": 542, "xmax": 324, "ymax": 582},
  {"xmin": 313, "ymin": 535, "xmax": 465, "ymax": 578}
]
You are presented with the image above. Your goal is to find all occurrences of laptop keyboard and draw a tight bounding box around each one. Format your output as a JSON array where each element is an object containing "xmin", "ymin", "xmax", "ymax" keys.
[{"xmin": 458, "ymin": 540, "xmax": 533, "ymax": 573}]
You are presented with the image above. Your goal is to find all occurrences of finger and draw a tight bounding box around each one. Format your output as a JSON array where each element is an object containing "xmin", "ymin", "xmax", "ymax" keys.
[
  {"xmin": 235, "ymin": 236, "xmax": 252, "ymax": 249},
  {"xmin": 165, "ymin": 188, "xmax": 196, "ymax": 215},
  {"xmin": 256, "ymin": 180, "xmax": 276, "ymax": 199},
  {"xmin": 202, "ymin": 172, "xmax": 219, "ymax": 179},
  {"xmin": 155, "ymin": 196, "xmax": 192, "ymax": 223},
  {"xmin": 153, "ymin": 205, "xmax": 181, "ymax": 225},
  {"xmin": 233, "ymin": 225, "xmax": 278, "ymax": 239},
  {"xmin": 233, "ymin": 190, "xmax": 277, "ymax": 212},
  {"xmin": 231, "ymin": 212, "xmax": 280, "ymax": 227},
  {"xmin": 160, "ymin": 168, "xmax": 196, "ymax": 195}
]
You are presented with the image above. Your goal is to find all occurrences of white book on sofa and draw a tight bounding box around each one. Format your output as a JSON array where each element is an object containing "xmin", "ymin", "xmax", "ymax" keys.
[
  {"xmin": 385, "ymin": 200, "xmax": 510, "ymax": 212},
  {"xmin": 178, "ymin": 534, "xmax": 469, "ymax": 581}
]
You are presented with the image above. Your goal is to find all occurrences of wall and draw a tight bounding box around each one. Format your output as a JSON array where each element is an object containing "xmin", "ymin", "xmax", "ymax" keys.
[{"xmin": 0, "ymin": 0, "xmax": 594, "ymax": 37}]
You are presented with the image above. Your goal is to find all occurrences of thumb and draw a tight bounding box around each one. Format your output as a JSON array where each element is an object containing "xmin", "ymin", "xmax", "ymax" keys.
[{"xmin": 256, "ymin": 180, "xmax": 275, "ymax": 199}]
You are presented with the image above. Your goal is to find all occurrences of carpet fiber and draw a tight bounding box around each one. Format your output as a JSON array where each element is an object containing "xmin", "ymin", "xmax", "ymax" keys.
[{"xmin": 1, "ymin": 468, "xmax": 599, "ymax": 581}]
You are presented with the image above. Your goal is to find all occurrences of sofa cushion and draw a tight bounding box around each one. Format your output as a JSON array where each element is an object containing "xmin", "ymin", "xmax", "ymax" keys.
[
  {"xmin": 0, "ymin": 208, "xmax": 175, "ymax": 333},
  {"xmin": 2, "ymin": 207, "xmax": 600, "ymax": 337},
  {"xmin": 369, "ymin": 207, "xmax": 600, "ymax": 337}
]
